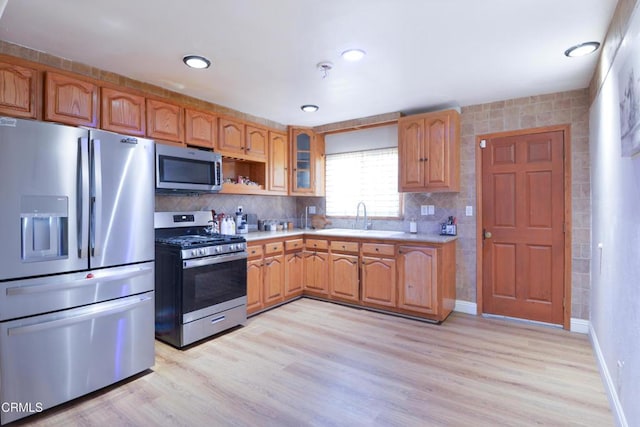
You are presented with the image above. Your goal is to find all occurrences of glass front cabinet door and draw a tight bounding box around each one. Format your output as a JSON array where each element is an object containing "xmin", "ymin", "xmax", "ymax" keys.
[{"xmin": 290, "ymin": 128, "xmax": 314, "ymax": 194}]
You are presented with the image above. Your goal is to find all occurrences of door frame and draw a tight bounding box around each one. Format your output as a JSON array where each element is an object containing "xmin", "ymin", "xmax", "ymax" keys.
[{"xmin": 475, "ymin": 125, "xmax": 572, "ymax": 330}]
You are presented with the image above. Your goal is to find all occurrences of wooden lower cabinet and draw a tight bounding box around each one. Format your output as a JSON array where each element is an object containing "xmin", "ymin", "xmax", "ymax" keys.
[
  {"xmin": 247, "ymin": 257, "xmax": 263, "ymax": 315},
  {"xmin": 285, "ymin": 251, "xmax": 304, "ymax": 297},
  {"xmin": 397, "ymin": 243, "xmax": 456, "ymax": 321},
  {"xmin": 303, "ymin": 250, "xmax": 328, "ymax": 295},
  {"xmin": 329, "ymin": 253, "xmax": 359, "ymax": 302},
  {"xmin": 248, "ymin": 236, "xmax": 456, "ymax": 322},
  {"xmin": 361, "ymin": 256, "xmax": 397, "ymax": 308},
  {"xmin": 397, "ymin": 246, "xmax": 437, "ymax": 315},
  {"xmin": 263, "ymin": 254, "xmax": 284, "ymax": 307}
]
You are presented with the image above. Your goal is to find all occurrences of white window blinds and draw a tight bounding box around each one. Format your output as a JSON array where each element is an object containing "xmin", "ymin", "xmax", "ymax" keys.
[{"xmin": 325, "ymin": 147, "xmax": 400, "ymax": 218}]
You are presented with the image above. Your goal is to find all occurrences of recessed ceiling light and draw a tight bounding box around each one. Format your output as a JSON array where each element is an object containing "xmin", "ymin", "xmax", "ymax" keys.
[
  {"xmin": 301, "ymin": 104, "xmax": 319, "ymax": 112},
  {"xmin": 564, "ymin": 42, "xmax": 600, "ymax": 58},
  {"xmin": 183, "ymin": 55, "xmax": 211, "ymax": 69},
  {"xmin": 341, "ymin": 49, "xmax": 366, "ymax": 61}
]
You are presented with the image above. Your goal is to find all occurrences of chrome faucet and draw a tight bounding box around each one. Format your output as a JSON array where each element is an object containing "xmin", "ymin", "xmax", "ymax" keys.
[{"xmin": 354, "ymin": 201, "xmax": 369, "ymax": 230}]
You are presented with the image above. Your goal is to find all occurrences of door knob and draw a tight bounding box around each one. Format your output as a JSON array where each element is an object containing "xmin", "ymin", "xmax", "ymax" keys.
[{"xmin": 484, "ymin": 230, "xmax": 492, "ymax": 239}]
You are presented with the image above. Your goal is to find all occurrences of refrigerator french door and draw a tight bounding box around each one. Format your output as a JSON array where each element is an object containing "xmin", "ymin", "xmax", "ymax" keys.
[{"xmin": 0, "ymin": 117, "xmax": 155, "ymax": 425}]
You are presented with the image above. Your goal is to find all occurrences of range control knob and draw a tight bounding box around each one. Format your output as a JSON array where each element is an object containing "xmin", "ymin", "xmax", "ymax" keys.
[
  {"xmin": 216, "ymin": 246, "xmax": 223, "ymax": 253},
  {"xmin": 228, "ymin": 244, "xmax": 236, "ymax": 251},
  {"xmin": 191, "ymin": 249, "xmax": 197, "ymax": 257},
  {"xmin": 199, "ymin": 248, "xmax": 206, "ymax": 255}
]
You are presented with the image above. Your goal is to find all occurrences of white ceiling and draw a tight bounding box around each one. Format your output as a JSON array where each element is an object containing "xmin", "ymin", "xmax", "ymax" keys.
[{"xmin": 0, "ymin": 0, "xmax": 618, "ymax": 127}]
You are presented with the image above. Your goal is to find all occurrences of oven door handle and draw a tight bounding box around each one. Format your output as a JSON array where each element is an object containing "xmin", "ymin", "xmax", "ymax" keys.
[{"xmin": 183, "ymin": 251, "xmax": 248, "ymax": 269}]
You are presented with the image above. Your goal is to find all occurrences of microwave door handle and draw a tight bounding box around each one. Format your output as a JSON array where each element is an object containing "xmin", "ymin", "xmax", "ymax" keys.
[
  {"xmin": 90, "ymin": 138, "xmax": 102, "ymax": 258},
  {"xmin": 77, "ymin": 137, "xmax": 90, "ymax": 259}
]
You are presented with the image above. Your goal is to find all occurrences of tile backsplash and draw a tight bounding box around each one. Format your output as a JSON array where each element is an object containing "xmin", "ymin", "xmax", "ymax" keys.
[{"xmin": 155, "ymin": 194, "xmax": 297, "ymax": 224}]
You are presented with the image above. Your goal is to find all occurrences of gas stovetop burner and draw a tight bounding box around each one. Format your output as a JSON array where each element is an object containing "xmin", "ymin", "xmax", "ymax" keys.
[
  {"xmin": 154, "ymin": 212, "xmax": 247, "ymax": 259},
  {"xmin": 156, "ymin": 234, "xmax": 229, "ymax": 248}
]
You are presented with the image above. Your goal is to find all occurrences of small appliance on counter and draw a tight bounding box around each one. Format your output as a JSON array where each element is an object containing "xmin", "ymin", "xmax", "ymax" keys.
[
  {"xmin": 154, "ymin": 211, "xmax": 247, "ymax": 348},
  {"xmin": 440, "ymin": 216, "xmax": 458, "ymax": 236}
]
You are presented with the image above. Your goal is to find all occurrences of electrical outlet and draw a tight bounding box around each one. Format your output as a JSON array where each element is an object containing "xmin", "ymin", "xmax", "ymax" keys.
[
  {"xmin": 428, "ymin": 205, "xmax": 435, "ymax": 215},
  {"xmin": 308, "ymin": 206, "xmax": 316, "ymax": 214},
  {"xmin": 465, "ymin": 206, "xmax": 473, "ymax": 216},
  {"xmin": 420, "ymin": 205, "xmax": 429, "ymax": 215}
]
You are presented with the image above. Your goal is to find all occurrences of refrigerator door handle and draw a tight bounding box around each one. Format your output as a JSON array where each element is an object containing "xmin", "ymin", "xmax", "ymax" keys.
[
  {"xmin": 77, "ymin": 137, "xmax": 90, "ymax": 259},
  {"xmin": 5, "ymin": 265, "xmax": 153, "ymax": 296},
  {"xmin": 6, "ymin": 294, "xmax": 153, "ymax": 336},
  {"xmin": 90, "ymin": 138, "xmax": 102, "ymax": 258}
]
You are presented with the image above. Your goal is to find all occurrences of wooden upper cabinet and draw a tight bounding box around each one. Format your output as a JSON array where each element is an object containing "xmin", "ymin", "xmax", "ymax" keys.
[
  {"xmin": 218, "ymin": 117, "xmax": 245, "ymax": 157},
  {"xmin": 268, "ymin": 131, "xmax": 288, "ymax": 194},
  {"xmin": 398, "ymin": 117, "xmax": 424, "ymax": 190},
  {"xmin": 101, "ymin": 87, "xmax": 145, "ymax": 136},
  {"xmin": 44, "ymin": 72, "xmax": 98, "ymax": 127},
  {"xmin": 398, "ymin": 109, "xmax": 460, "ymax": 192},
  {"xmin": 146, "ymin": 98, "xmax": 184, "ymax": 143},
  {"xmin": 289, "ymin": 127, "xmax": 324, "ymax": 196},
  {"xmin": 0, "ymin": 62, "xmax": 39, "ymax": 119},
  {"xmin": 245, "ymin": 125, "xmax": 268, "ymax": 161},
  {"xmin": 185, "ymin": 108, "xmax": 217, "ymax": 149}
]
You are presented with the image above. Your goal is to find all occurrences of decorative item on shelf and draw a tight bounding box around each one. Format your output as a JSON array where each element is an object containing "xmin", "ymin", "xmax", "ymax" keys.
[
  {"xmin": 311, "ymin": 215, "xmax": 332, "ymax": 229},
  {"xmin": 440, "ymin": 216, "xmax": 457, "ymax": 236},
  {"xmin": 409, "ymin": 218, "xmax": 418, "ymax": 234},
  {"xmin": 234, "ymin": 175, "xmax": 260, "ymax": 187}
]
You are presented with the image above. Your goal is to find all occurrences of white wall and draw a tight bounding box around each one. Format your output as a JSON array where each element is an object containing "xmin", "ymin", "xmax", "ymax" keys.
[{"xmin": 589, "ymin": 5, "xmax": 640, "ymax": 426}]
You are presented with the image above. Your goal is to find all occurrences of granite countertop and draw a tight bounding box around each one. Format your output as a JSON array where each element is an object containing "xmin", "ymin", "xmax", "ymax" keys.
[{"xmin": 243, "ymin": 228, "xmax": 457, "ymax": 244}]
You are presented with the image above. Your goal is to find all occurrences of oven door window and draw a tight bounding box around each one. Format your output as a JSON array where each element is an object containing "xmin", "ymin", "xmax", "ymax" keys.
[{"xmin": 182, "ymin": 257, "xmax": 247, "ymax": 314}]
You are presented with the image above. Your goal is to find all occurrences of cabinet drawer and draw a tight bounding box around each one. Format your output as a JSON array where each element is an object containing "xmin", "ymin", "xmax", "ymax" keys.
[
  {"xmin": 330, "ymin": 240, "xmax": 359, "ymax": 253},
  {"xmin": 305, "ymin": 239, "xmax": 328, "ymax": 251},
  {"xmin": 361, "ymin": 243, "xmax": 395, "ymax": 257},
  {"xmin": 247, "ymin": 245, "xmax": 263, "ymax": 258},
  {"xmin": 285, "ymin": 238, "xmax": 304, "ymax": 251},
  {"xmin": 264, "ymin": 241, "xmax": 284, "ymax": 255}
]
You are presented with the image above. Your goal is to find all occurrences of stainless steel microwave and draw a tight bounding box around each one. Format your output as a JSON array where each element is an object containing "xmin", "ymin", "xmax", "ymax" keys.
[{"xmin": 155, "ymin": 144, "xmax": 222, "ymax": 193}]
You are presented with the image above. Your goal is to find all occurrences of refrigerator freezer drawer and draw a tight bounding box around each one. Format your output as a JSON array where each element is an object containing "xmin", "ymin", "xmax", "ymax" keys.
[
  {"xmin": 0, "ymin": 262, "xmax": 154, "ymax": 321},
  {"xmin": 0, "ymin": 292, "xmax": 155, "ymax": 425}
]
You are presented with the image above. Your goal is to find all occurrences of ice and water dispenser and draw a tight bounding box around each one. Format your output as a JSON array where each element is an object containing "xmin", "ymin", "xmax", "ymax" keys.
[{"xmin": 20, "ymin": 195, "xmax": 69, "ymax": 262}]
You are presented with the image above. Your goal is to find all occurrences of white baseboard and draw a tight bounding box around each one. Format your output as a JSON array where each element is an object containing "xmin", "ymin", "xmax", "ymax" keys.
[
  {"xmin": 590, "ymin": 324, "xmax": 628, "ymax": 427},
  {"xmin": 454, "ymin": 300, "xmax": 477, "ymax": 315},
  {"xmin": 570, "ymin": 318, "xmax": 589, "ymax": 334}
]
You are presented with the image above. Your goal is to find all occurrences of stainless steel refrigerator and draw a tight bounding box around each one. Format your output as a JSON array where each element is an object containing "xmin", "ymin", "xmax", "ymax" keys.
[{"xmin": 0, "ymin": 117, "xmax": 155, "ymax": 425}]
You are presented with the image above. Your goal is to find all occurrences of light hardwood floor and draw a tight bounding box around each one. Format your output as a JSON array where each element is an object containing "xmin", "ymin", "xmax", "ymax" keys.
[{"xmin": 17, "ymin": 298, "xmax": 612, "ymax": 426}]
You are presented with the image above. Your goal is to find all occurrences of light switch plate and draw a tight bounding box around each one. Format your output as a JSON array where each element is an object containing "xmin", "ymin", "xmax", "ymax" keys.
[
  {"xmin": 308, "ymin": 206, "xmax": 316, "ymax": 214},
  {"xmin": 428, "ymin": 205, "xmax": 435, "ymax": 215},
  {"xmin": 465, "ymin": 206, "xmax": 473, "ymax": 216},
  {"xmin": 420, "ymin": 205, "xmax": 429, "ymax": 215}
]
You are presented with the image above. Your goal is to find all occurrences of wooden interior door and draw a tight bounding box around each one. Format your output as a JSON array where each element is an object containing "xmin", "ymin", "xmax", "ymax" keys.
[{"xmin": 481, "ymin": 130, "xmax": 565, "ymax": 324}]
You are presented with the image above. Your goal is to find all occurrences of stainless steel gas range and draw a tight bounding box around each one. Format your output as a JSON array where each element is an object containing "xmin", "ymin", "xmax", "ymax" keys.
[{"xmin": 154, "ymin": 211, "xmax": 248, "ymax": 348}]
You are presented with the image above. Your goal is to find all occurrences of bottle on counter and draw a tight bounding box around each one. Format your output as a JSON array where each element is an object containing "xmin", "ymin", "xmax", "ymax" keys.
[{"xmin": 409, "ymin": 218, "xmax": 417, "ymax": 234}]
